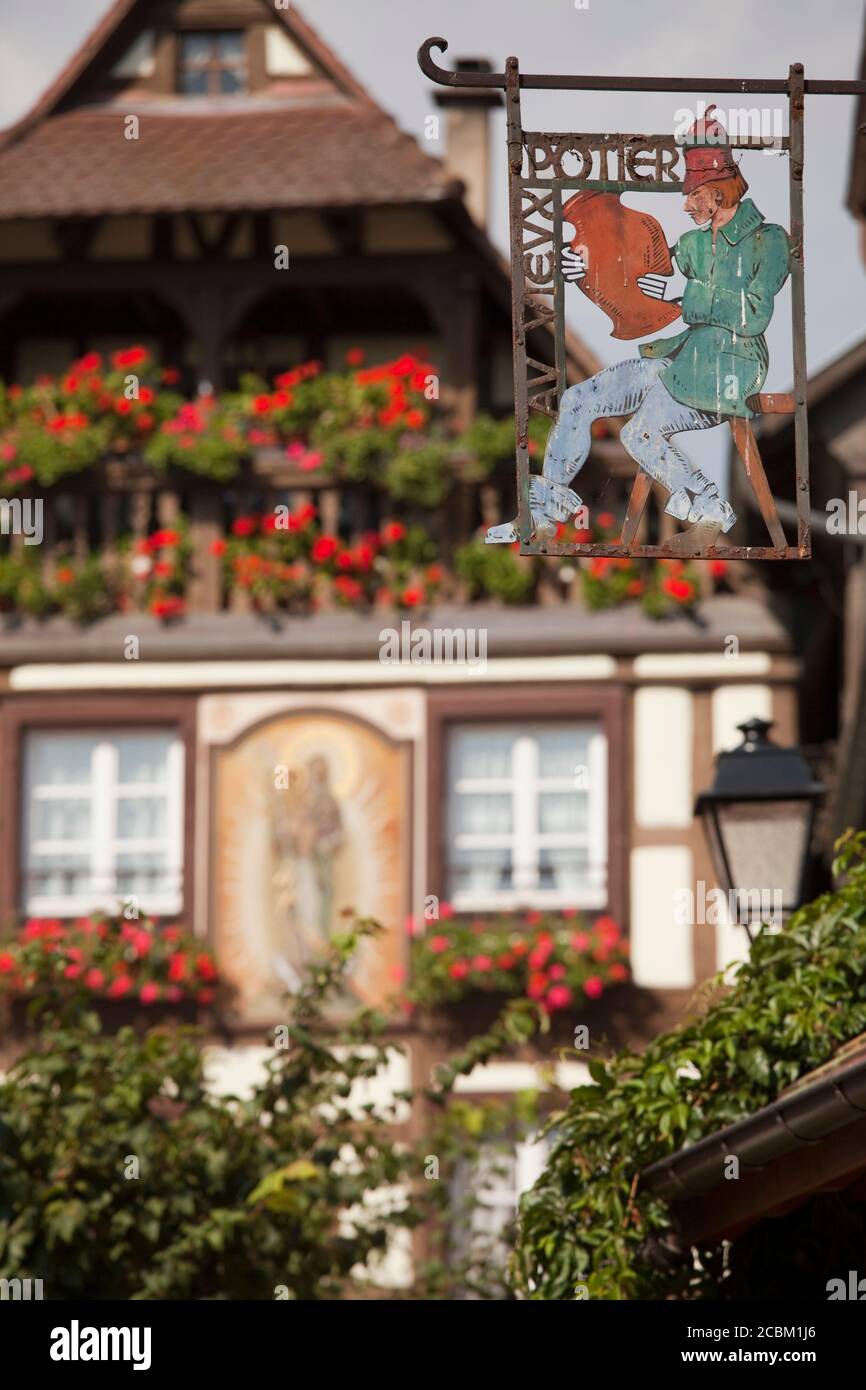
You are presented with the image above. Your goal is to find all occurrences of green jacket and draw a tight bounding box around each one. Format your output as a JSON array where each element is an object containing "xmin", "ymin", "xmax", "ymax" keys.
[{"xmin": 639, "ymin": 198, "xmax": 790, "ymax": 418}]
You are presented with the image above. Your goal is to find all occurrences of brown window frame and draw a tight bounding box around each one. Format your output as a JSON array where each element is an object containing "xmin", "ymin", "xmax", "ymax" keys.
[
  {"xmin": 0, "ymin": 696, "xmax": 197, "ymax": 928},
  {"xmin": 177, "ymin": 30, "xmax": 247, "ymax": 96},
  {"xmin": 426, "ymin": 684, "xmax": 627, "ymax": 928}
]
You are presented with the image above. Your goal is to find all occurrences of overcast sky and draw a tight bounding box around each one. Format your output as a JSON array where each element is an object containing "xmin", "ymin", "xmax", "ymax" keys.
[{"xmin": 1, "ymin": 0, "xmax": 865, "ymax": 484}]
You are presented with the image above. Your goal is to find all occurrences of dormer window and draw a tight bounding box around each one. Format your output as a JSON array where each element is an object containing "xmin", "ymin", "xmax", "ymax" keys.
[{"xmin": 178, "ymin": 31, "xmax": 246, "ymax": 96}]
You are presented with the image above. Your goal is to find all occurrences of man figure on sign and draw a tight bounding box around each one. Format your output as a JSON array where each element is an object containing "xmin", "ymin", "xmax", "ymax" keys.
[{"xmin": 487, "ymin": 107, "xmax": 791, "ymax": 548}]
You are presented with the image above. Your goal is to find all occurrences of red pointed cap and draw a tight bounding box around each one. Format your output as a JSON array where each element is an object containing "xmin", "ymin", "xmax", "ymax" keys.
[{"xmin": 682, "ymin": 105, "xmax": 737, "ymax": 193}]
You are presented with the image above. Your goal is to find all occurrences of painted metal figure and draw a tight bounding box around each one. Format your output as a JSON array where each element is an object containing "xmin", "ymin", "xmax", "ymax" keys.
[{"xmin": 487, "ymin": 108, "xmax": 791, "ymax": 548}]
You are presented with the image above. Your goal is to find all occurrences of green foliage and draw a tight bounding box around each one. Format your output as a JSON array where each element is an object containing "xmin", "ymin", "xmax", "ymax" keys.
[
  {"xmin": 0, "ymin": 918, "xmax": 547, "ymax": 1300},
  {"xmin": 0, "ymin": 922, "xmax": 413, "ymax": 1299},
  {"xmin": 51, "ymin": 556, "xmax": 117, "ymax": 623},
  {"xmin": 455, "ymin": 537, "xmax": 538, "ymax": 604},
  {"xmin": 384, "ymin": 442, "xmax": 453, "ymax": 508},
  {"xmin": 458, "ymin": 412, "xmax": 551, "ymax": 478},
  {"xmin": 0, "ymin": 552, "xmax": 52, "ymax": 617},
  {"xmin": 511, "ymin": 831, "xmax": 866, "ymax": 1301}
]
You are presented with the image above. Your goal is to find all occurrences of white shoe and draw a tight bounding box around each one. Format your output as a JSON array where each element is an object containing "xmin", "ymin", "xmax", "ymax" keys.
[
  {"xmin": 665, "ymin": 487, "xmax": 692, "ymax": 522},
  {"xmin": 485, "ymin": 480, "xmax": 582, "ymax": 545},
  {"xmin": 530, "ymin": 477, "xmax": 582, "ymax": 522},
  {"xmin": 687, "ymin": 493, "xmax": 736, "ymax": 532},
  {"xmin": 485, "ymin": 521, "xmax": 518, "ymax": 544}
]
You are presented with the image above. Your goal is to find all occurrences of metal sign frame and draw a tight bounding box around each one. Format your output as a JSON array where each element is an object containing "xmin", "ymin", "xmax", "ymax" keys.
[{"xmin": 419, "ymin": 41, "xmax": 866, "ymax": 562}]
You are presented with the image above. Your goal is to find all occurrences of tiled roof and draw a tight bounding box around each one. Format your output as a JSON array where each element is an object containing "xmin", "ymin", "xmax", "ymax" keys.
[
  {"xmin": 0, "ymin": 101, "xmax": 452, "ymax": 219},
  {"xmin": 0, "ymin": 0, "xmax": 453, "ymax": 220}
]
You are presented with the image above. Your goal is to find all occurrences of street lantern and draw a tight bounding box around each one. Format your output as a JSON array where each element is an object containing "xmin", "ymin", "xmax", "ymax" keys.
[{"xmin": 695, "ymin": 718, "xmax": 824, "ymax": 934}]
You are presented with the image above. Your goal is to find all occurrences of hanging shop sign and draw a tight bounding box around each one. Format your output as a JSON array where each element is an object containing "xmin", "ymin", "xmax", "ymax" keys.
[{"xmin": 417, "ymin": 41, "xmax": 862, "ymax": 561}]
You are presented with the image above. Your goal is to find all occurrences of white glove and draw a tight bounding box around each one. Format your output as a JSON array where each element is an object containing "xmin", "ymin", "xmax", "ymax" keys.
[
  {"xmin": 561, "ymin": 246, "xmax": 587, "ymax": 282},
  {"xmin": 637, "ymin": 273, "xmax": 668, "ymax": 300}
]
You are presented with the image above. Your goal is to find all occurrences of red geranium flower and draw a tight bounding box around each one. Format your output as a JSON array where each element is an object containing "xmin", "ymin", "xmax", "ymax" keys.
[
  {"xmin": 168, "ymin": 952, "xmax": 187, "ymax": 982},
  {"xmin": 449, "ymin": 961, "xmax": 469, "ymax": 980},
  {"xmin": 389, "ymin": 354, "xmax": 416, "ymax": 378},
  {"xmin": 196, "ymin": 953, "xmax": 217, "ymax": 981},
  {"xmin": 311, "ymin": 535, "xmax": 338, "ymax": 563},
  {"xmin": 381, "ymin": 521, "xmax": 406, "ymax": 544},
  {"xmin": 113, "ymin": 346, "xmax": 149, "ymax": 368},
  {"xmin": 546, "ymin": 984, "xmax": 573, "ymax": 1010},
  {"xmin": 662, "ymin": 577, "xmax": 694, "ymax": 602},
  {"xmin": 527, "ymin": 971, "xmax": 548, "ymax": 999},
  {"xmin": 595, "ymin": 915, "xmax": 621, "ymax": 947}
]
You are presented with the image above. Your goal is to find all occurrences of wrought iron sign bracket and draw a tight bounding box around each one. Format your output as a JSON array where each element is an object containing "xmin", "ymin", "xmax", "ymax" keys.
[{"xmin": 420, "ymin": 38, "xmax": 866, "ymax": 562}]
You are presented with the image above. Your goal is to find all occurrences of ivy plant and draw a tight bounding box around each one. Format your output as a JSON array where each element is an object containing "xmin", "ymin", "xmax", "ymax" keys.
[{"xmin": 511, "ymin": 831, "xmax": 866, "ymax": 1300}]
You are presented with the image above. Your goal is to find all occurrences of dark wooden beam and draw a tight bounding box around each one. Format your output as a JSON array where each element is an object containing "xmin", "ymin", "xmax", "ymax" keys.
[{"xmin": 52, "ymin": 218, "xmax": 103, "ymax": 262}]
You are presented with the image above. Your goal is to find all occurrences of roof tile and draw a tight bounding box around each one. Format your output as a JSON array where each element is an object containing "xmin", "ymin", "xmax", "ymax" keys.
[{"xmin": 0, "ymin": 104, "xmax": 451, "ymax": 219}]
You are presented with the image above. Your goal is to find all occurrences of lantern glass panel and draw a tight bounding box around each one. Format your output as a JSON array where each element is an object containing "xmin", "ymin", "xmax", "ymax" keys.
[{"xmin": 715, "ymin": 799, "xmax": 812, "ymax": 911}]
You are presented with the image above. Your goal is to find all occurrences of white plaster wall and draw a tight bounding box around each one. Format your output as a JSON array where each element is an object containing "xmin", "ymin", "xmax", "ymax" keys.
[
  {"xmin": 634, "ymin": 687, "xmax": 693, "ymax": 828},
  {"xmin": 633, "ymin": 652, "xmax": 771, "ymax": 679},
  {"xmin": 204, "ymin": 1043, "xmax": 412, "ymax": 1124},
  {"xmin": 453, "ymin": 1060, "xmax": 591, "ymax": 1093},
  {"xmin": 630, "ymin": 845, "xmax": 694, "ymax": 987},
  {"xmin": 711, "ymin": 684, "xmax": 773, "ymax": 752}
]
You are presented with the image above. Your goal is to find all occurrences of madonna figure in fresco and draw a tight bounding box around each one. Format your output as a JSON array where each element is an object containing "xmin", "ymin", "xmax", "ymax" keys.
[{"xmin": 270, "ymin": 756, "xmax": 346, "ymax": 984}]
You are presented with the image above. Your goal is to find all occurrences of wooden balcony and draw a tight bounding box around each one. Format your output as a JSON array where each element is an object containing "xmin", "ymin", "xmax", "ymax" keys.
[{"xmin": 0, "ymin": 443, "xmax": 726, "ymax": 626}]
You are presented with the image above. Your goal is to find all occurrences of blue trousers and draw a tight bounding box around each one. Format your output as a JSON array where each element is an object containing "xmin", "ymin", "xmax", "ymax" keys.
[{"xmin": 543, "ymin": 357, "xmax": 726, "ymax": 509}]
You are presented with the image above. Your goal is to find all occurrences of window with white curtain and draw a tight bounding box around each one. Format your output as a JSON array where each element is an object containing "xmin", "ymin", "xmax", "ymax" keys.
[
  {"xmin": 449, "ymin": 1135, "xmax": 551, "ymax": 1295},
  {"xmin": 22, "ymin": 730, "xmax": 184, "ymax": 916},
  {"xmin": 445, "ymin": 722, "xmax": 607, "ymax": 910}
]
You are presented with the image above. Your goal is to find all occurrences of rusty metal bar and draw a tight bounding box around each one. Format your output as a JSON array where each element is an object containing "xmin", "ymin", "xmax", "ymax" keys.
[
  {"xmin": 789, "ymin": 62, "xmax": 811, "ymax": 558},
  {"xmin": 419, "ymin": 39, "xmax": 866, "ymax": 96},
  {"xmin": 552, "ymin": 182, "xmax": 566, "ymax": 401},
  {"xmin": 533, "ymin": 543, "xmax": 799, "ymax": 560},
  {"xmin": 524, "ymin": 131, "xmax": 790, "ymax": 150},
  {"xmin": 505, "ymin": 54, "xmax": 531, "ymax": 546}
]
